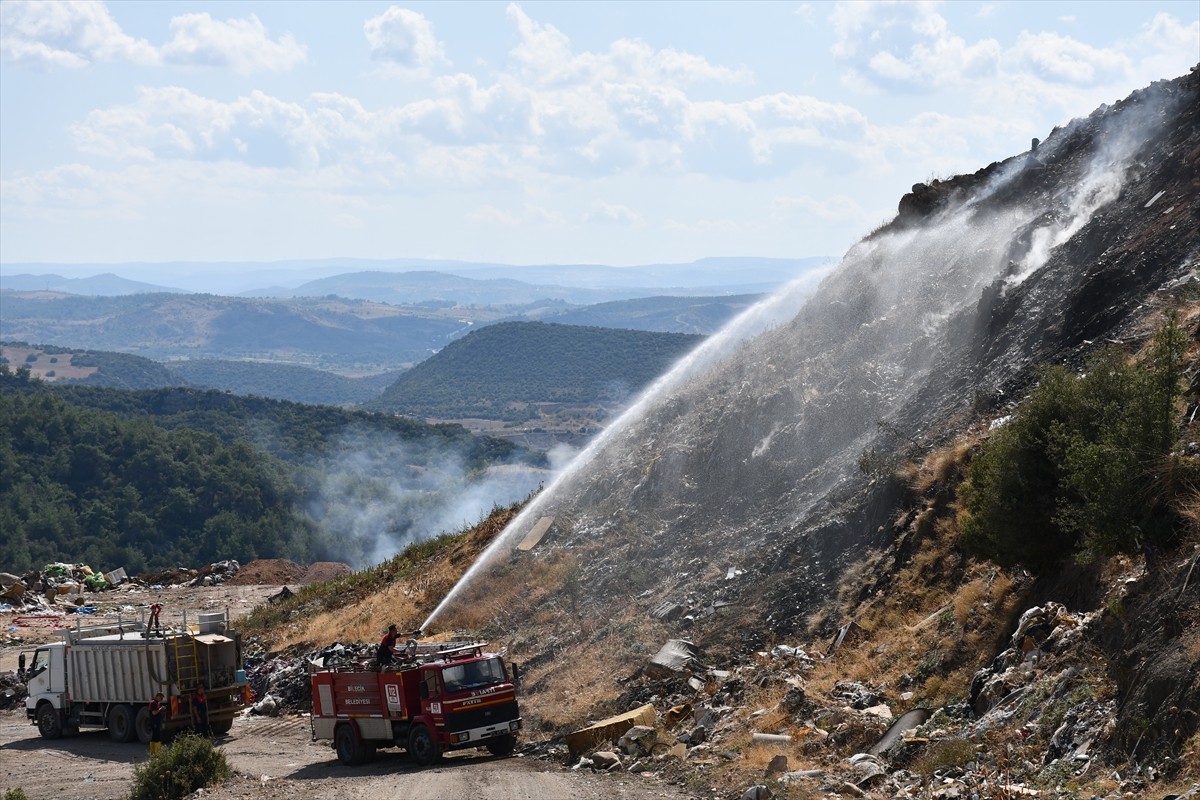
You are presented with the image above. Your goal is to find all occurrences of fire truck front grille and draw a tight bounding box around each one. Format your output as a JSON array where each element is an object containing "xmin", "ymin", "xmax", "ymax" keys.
[{"xmin": 446, "ymin": 700, "xmax": 519, "ymax": 731}]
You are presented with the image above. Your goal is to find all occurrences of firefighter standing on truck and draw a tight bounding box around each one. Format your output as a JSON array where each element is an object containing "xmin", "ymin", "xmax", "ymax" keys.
[{"xmin": 377, "ymin": 624, "xmax": 399, "ymax": 666}]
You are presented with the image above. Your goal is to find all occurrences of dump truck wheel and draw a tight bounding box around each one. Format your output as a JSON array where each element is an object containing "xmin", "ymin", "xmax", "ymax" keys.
[
  {"xmin": 408, "ymin": 724, "xmax": 441, "ymax": 766},
  {"xmin": 108, "ymin": 704, "xmax": 136, "ymax": 743},
  {"xmin": 36, "ymin": 703, "xmax": 62, "ymax": 740},
  {"xmin": 335, "ymin": 724, "xmax": 365, "ymax": 766},
  {"xmin": 485, "ymin": 734, "xmax": 516, "ymax": 757},
  {"xmin": 134, "ymin": 706, "xmax": 153, "ymax": 744}
]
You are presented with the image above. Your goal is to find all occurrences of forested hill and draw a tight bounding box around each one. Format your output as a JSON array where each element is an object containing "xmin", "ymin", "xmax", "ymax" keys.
[
  {"xmin": 369, "ymin": 321, "xmax": 703, "ymax": 418},
  {"xmin": 0, "ymin": 369, "xmax": 543, "ymax": 573}
]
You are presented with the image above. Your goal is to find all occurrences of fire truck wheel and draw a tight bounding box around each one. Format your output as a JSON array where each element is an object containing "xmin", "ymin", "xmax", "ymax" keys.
[
  {"xmin": 210, "ymin": 718, "xmax": 233, "ymax": 736},
  {"xmin": 134, "ymin": 706, "xmax": 153, "ymax": 744},
  {"xmin": 485, "ymin": 734, "xmax": 516, "ymax": 757},
  {"xmin": 408, "ymin": 724, "xmax": 442, "ymax": 766},
  {"xmin": 108, "ymin": 704, "xmax": 137, "ymax": 743},
  {"xmin": 335, "ymin": 724, "xmax": 367, "ymax": 766},
  {"xmin": 36, "ymin": 703, "xmax": 63, "ymax": 740}
]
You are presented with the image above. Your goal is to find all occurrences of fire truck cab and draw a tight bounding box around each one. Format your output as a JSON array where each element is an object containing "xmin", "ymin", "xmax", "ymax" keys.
[{"xmin": 310, "ymin": 642, "xmax": 521, "ymax": 766}]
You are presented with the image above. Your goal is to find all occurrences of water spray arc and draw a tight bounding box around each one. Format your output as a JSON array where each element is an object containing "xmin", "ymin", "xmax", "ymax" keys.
[{"xmin": 420, "ymin": 271, "xmax": 830, "ymax": 630}]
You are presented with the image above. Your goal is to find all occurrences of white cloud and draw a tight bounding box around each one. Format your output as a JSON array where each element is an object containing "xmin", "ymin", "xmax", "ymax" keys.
[
  {"xmin": 585, "ymin": 200, "xmax": 644, "ymax": 226},
  {"xmin": 161, "ymin": 12, "xmax": 306, "ymax": 73},
  {"xmin": 831, "ymin": 0, "xmax": 1002, "ymax": 91},
  {"xmin": 1008, "ymin": 31, "xmax": 1129, "ymax": 85},
  {"xmin": 364, "ymin": 6, "xmax": 446, "ymax": 75},
  {"xmin": 0, "ymin": 1, "xmax": 306, "ymax": 73},
  {"xmin": 0, "ymin": 0, "xmax": 158, "ymax": 68},
  {"xmin": 829, "ymin": 0, "xmax": 1197, "ymax": 109}
]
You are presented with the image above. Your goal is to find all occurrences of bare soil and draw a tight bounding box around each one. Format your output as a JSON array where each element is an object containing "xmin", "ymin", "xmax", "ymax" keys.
[{"xmin": 0, "ymin": 710, "xmax": 698, "ymax": 800}]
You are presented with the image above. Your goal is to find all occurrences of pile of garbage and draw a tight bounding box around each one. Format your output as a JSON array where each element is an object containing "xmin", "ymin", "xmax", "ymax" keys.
[
  {"xmin": 242, "ymin": 641, "xmax": 378, "ymax": 716},
  {"xmin": 0, "ymin": 564, "xmax": 129, "ymax": 611}
]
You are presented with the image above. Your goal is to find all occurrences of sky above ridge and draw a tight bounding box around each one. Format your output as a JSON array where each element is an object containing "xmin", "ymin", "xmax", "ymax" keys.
[{"xmin": 1, "ymin": 0, "xmax": 1196, "ymax": 270}]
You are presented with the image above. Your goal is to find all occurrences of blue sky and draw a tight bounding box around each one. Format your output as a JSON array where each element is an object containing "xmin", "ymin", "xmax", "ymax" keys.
[{"xmin": 1, "ymin": 0, "xmax": 1196, "ymax": 269}]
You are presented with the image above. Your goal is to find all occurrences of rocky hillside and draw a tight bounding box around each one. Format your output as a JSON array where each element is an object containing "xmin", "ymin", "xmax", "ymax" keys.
[{"xmin": 408, "ymin": 68, "xmax": 1200, "ymax": 795}]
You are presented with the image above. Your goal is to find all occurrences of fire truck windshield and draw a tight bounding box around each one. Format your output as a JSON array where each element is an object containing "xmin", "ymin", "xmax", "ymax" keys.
[{"xmin": 441, "ymin": 657, "xmax": 505, "ymax": 692}]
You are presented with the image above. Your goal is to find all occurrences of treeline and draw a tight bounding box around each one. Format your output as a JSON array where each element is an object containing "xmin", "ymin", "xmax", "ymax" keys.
[
  {"xmin": 165, "ymin": 359, "xmax": 397, "ymax": 406},
  {"xmin": 371, "ymin": 321, "xmax": 703, "ymax": 417},
  {"xmin": 0, "ymin": 388, "xmax": 320, "ymax": 574},
  {"xmin": 0, "ymin": 370, "xmax": 542, "ymax": 573}
]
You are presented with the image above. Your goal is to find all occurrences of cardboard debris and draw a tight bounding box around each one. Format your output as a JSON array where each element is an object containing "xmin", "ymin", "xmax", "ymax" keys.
[
  {"xmin": 645, "ymin": 639, "xmax": 700, "ymax": 679},
  {"xmin": 565, "ymin": 703, "xmax": 656, "ymax": 756},
  {"xmin": 516, "ymin": 516, "xmax": 554, "ymax": 552}
]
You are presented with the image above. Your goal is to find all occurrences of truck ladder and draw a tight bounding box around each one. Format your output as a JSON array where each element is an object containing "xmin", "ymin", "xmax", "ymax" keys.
[{"xmin": 171, "ymin": 632, "xmax": 201, "ymax": 690}]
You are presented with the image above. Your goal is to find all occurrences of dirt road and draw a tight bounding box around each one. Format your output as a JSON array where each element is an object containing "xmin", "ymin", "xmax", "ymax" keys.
[{"xmin": 0, "ymin": 709, "xmax": 699, "ymax": 800}]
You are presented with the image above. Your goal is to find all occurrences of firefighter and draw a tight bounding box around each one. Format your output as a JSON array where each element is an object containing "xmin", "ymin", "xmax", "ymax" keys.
[
  {"xmin": 192, "ymin": 681, "xmax": 210, "ymax": 737},
  {"xmin": 377, "ymin": 624, "xmax": 399, "ymax": 666},
  {"xmin": 148, "ymin": 692, "xmax": 166, "ymax": 755}
]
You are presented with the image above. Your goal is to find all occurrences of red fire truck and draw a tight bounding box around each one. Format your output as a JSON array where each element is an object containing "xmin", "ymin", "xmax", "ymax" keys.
[{"xmin": 310, "ymin": 641, "xmax": 521, "ymax": 766}]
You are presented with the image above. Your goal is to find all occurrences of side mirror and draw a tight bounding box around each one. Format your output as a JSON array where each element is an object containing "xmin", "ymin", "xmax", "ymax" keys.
[
  {"xmin": 17, "ymin": 654, "xmax": 26, "ymax": 682},
  {"xmin": 510, "ymin": 662, "xmax": 521, "ymax": 693}
]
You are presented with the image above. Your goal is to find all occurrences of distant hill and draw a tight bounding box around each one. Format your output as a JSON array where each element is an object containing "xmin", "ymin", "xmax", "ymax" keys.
[
  {"xmin": 167, "ymin": 359, "xmax": 400, "ymax": 405},
  {"xmin": 0, "ymin": 256, "xmax": 832, "ymax": 296},
  {"xmin": 0, "ymin": 341, "xmax": 183, "ymax": 389},
  {"xmin": 370, "ymin": 321, "xmax": 703, "ymax": 419},
  {"xmin": 0, "ymin": 292, "xmax": 475, "ymax": 371},
  {"xmin": 536, "ymin": 294, "xmax": 762, "ymax": 334},
  {"xmin": 273, "ymin": 270, "xmax": 630, "ymax": 306},
  {"xmin": 0, "ymin": 272, "xmax": 185, "ymax": 295}
]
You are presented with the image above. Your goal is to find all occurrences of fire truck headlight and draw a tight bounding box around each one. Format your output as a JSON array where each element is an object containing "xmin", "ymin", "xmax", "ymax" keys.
[
  {"xmin": 509, "ymin": 720, "xmax": 520, "ymax": 732},
  {"xmin": 451, "ymin": 732, "xmax": 470, "ymax": 744}
]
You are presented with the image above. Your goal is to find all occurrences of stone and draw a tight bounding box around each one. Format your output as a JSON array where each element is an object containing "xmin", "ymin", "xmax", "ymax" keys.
[
  {"xmin": 740, "ymin": 785, "xmax": 772, "ymax": 800},
  {"xmin": 591, "ymin": 751, "xmax": 622, "ymax": 770},
  {"xmin": 764, "ymin": 754, "xmax": 788, "ymax": 778}
]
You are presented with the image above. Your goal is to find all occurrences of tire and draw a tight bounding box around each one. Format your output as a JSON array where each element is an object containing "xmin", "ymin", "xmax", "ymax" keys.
[
  {"xmin": 408, "ymin": 724, "xmax": 441, "ymax": 766},
  {"xmin": 108, "ymin": 704, "xmax": 136, "ymax": 743},
  {"xmin": 210, "ymin": 718, "xmax": 233, "ymax": 736},
  {"xmin": 36, "ymin": 704, "xmax": 63, "ymax": 740},
  {"xmin": 335, "ymin": 724, "xmax": 366, "ymax": 766},
  {"xmin": 485, "ymin": 734, "xmax": 516, "ymax": 757},
  {"xmin": 134, "ymin": 706, "xmax": 153, "ymax": 744}
]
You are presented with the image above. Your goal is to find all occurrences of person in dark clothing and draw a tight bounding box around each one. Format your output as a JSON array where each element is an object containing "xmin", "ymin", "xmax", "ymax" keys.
[
  {"xmin": 192, "ymin": 681, "xmax": 210, "ymax": 737},
  {"xmin": 377, "ymin": 624, "xmax": 399, "ymax": 666},
  {"xmin": 149, "ymin": 692, "xmax": 166, "ymax": 754}
]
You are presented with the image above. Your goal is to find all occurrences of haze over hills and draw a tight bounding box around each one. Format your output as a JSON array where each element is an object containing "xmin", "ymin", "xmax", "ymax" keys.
[{"xmin": 0, "ymin": 256, "xmax": 831, "ymax": 297}]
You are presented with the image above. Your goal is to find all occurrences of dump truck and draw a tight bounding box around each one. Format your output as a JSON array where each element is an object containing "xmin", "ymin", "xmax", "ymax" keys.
[
  {"xmin": 310, "ymin": 641, "xmax": 521, "ymax": 766},
  {"xmin": 20, "ymin": 609, "xmax": 248, "ymax": 742}
]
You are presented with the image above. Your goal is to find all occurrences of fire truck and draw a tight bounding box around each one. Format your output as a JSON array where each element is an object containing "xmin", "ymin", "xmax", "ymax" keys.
[{"xmin": 310, "ymin": 641, "xmax": 521, "ymax": 766}]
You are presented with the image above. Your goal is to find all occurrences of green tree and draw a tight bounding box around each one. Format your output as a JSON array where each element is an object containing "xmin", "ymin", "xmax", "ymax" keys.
[{"xmin": 961, "ymin": 313, "xmax": 1192, "ymax": 569}]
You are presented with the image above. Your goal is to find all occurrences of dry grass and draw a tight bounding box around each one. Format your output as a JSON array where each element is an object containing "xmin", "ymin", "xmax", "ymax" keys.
[
  {"xmin": 901, "ymin": 438, "xmax": 977, "ymax": 496},
  {"xmin": 805, "ymin": 430, "xmax": 1025, "ymax": 708}
]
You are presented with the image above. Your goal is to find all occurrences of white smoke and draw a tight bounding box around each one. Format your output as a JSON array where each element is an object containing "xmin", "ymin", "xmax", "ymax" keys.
[{"xmin": 304, "ymin": 427, "xmax": 553, "ymax": 567}]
